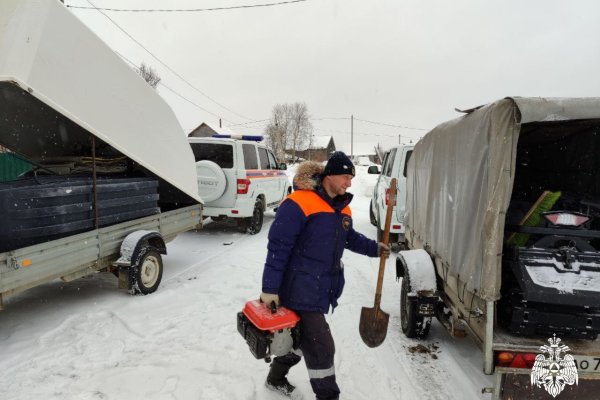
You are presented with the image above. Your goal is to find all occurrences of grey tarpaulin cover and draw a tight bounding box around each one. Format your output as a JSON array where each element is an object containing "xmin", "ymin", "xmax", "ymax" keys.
[{"xmin": 405, "ymin": 97, "xmax": 600, "ymax": 301}]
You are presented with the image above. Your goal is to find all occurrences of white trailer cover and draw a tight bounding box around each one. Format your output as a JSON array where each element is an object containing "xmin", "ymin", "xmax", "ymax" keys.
[
  {"xmin": 0, "ymin": 0, "xmax": 203, "ymax": 204},
  {"xmin": 406, "ymin": 97, "xmax": 600, "ymax": 300}
]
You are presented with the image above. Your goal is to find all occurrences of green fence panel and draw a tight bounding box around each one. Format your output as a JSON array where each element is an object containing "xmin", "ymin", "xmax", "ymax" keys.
[{"xmin": 0, "ymin": 153, "xmax": 32, "ymax": 182}]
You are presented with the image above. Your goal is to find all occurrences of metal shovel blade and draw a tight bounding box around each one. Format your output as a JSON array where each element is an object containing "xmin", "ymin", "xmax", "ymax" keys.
[{"xmin": 359, "ymin": 305, "xmax": 390, "ymax": 348}]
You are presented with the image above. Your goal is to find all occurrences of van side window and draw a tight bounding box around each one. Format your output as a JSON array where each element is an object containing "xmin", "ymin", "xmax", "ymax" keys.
[
  {"xmin": 258, "ymin": 148, "xmax": 270, "ymax": 169},
  {"xmin": 243, "ymin": 144, "xmax": 258, "ymax": 169},
  {"xmin": 403, "ymin": 150, "xmax": 413, "ymax": 177},
  {"xmin": 384, "ymin": 148, "xmax": 397, "ymax": 177},
  {"xmin": 267, "ymin": 150, "xmax": 278, "ymax": 169}
]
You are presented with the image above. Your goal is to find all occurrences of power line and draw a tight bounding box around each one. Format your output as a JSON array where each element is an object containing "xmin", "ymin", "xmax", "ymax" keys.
[
  {"xmin": 78, "ymin": 0, "xmax": 253, "ymax": 122},
  {"xmin": 312, "ymin": 127, "xmax": 402, "ymax": 139},
  {"xmin": 353, "ymin": 117, "xmax": 428, "ymax": 131},
  {"xmin": 311, "ymin": 117, "xmax": 351, "ymax": 121},
  {"xmin": 311, "ymin": 116, "xmax": 428, "ymax": 133},
  {"xmin": 115, "ymin": 51, "xmax": 227, "ymax": 121},
  {"xmin": 228, "ymin": 118, "xmax": 270, "ymax": 127},
  {"xmin": 68, "ymin": 0, "xmax": 308, "ymax": 13}
]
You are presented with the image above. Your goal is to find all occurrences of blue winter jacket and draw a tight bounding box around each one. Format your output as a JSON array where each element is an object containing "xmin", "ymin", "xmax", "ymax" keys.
[{"xmin": 262, "ymin": 176, "xmax": 379, "ymax": 313}]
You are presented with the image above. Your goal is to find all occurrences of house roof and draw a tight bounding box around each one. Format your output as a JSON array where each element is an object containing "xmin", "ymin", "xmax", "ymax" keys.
[
  {"xmin": 295, "ymin": 135, "xmax": 333, "ymax": 151},
  {"xmin": 189, "ymin": 122, "xmax": 263, "ymax": 139}
]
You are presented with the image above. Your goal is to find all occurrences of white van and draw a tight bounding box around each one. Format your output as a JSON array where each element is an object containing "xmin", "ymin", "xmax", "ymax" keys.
[
  {"xmin": 188, "ymin": 135, "xmax": 291, "ymax": 234},
  {"xmin": 368, "ymin": 145, "xmax": 414, "ymax": 247}
]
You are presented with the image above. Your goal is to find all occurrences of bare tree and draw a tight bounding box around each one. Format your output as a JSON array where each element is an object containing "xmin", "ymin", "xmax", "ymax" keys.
[
  {"xmin": 264, "ymin": 102, "xmax": 313, "ymax": 162},
  {"xmin": 137, "ymin": 63, "xmax": 161, "ymax": 89}
]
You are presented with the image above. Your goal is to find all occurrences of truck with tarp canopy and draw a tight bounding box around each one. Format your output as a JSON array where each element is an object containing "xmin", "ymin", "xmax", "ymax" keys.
[
  {"xmin": 396, "ymin": 97, "xmax": 600, "ymax": 399},
  {"xmin": 0, "ymin": 0, "xmax": 203, "ymax": 308}
]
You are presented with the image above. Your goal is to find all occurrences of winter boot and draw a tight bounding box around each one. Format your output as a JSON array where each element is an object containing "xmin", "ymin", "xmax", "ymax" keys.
[
  {"xmin": 265, "ymin": 379, "xmax": 297, "ymax": 397},
  {"xmin": 265, "ymin": 357, "xmax": 303, "ymax": 399}
]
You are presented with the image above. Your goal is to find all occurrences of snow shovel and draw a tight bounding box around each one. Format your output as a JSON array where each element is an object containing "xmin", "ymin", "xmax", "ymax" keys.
[{"xmin": 359, "ymin": 177, "xmax": 397, "ymax": 348}]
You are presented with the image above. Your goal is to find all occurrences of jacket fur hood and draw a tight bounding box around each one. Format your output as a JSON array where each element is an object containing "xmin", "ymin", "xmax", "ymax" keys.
[{"xmin": 293, "ymin": 161, "xmax": 323, "ymax": 191}]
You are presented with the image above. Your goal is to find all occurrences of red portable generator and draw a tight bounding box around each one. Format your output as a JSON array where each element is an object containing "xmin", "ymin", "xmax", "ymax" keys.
[{"xmin": 237, "ymin": 300, "xmax": 300, "ymax": 362}]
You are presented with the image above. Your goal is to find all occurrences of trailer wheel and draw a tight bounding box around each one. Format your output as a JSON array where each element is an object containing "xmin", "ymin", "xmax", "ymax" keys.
[
  {"xmin": 400, "ymin": 276, "xmax": 431, "ymax": 338},
  {"xmin": 130, "ymin": 249, "xmax": 163, "ymax": 295}
]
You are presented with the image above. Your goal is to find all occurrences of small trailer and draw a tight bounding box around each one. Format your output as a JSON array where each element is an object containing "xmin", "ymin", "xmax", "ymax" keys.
[
  {"xmin": 0, "ymin": 0, "xmax": 204, "ymax": 308},
  {"xmin": 395, "ymin": 97, "xmax": 600, "ymax": 399}
]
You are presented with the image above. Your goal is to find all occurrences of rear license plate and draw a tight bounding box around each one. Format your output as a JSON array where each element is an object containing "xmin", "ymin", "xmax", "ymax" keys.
[{"xmin": 574, "ymin": 355, "xmax": 600, "ymax": 374}]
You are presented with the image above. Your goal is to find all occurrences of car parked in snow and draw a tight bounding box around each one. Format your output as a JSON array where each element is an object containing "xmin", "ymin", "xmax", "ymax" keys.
[
  {"xmin": 367, "ymin": 145, "xmax": 414, "ymax": 247},
  {"xmin": 188, "ymin": 135, "xmax": 291, "ymax": 234}
]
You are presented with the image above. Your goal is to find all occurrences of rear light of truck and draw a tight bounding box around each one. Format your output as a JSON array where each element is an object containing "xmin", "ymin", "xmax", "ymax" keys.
[
  {"xmin": 392, "ymin": 224, "xmax": 401, "ymax": 230},
  {"xmin": 543, "ymin": 212, "xmax": 590, "ymax": 227},
  {"xmin": 237, "ymin": 178, "xmax": 251, "ymax": 194},
  {"xmin": 496, "ymin": 351, "xmax": 537, "ymax": 369}
]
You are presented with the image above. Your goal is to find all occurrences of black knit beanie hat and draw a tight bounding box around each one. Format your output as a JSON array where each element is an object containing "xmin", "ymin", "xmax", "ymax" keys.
[{"xmin": 323, "ymin": 151, "xmax": 355, "ymax": 177}]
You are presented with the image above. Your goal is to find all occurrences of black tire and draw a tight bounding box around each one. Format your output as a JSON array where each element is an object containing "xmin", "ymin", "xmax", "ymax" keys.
[
  {"xmin": 400, "ymin": 276, "xmax": 431, "ymax": 338},
  {"xmin": 369, "ymin": 200, "xmax": 378, "ymax": 227},
  {"xmin": 245, "ymin": 198, "xmax": 264, "ymax": 235},
  {"xmin": 130, "ymin": 249, "xmax": 163, "ymax": 295}
]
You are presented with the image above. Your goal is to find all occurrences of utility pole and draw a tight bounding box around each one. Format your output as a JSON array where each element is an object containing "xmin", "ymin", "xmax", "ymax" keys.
[
  {"xmin": 219, "ymin": 118, "xmax": 222, "ymax": 128},
  {"xmin": 351, "ymin": 114, "xmax": 354, "ymax": 159},
  {"xmin": 399, "ymin": 134, "xmax": 402, "ymax": 145}
]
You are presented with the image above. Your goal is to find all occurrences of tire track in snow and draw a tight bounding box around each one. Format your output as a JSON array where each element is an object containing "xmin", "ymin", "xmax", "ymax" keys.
[{"xmin": 161, "ymin": 216, "xmax": 275, "ymax": 287}]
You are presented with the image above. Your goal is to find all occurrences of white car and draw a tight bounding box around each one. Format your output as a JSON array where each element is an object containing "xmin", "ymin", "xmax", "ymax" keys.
[
  {"xmin": 188, "ymin": 135, "xmax": 291, "ymax": 234},
  {"xmin": 368, "ymin": 145, "xmax": 414, "ymax": 247}
]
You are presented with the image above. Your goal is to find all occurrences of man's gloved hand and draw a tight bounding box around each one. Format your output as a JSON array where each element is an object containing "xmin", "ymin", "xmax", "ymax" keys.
[
  {"xmin": 378, "ymin": 242, "xmax": 391, "ymax": 258},
  {"xmin": 260, "ymin": 292, "xmax": 280, "ymax": 308}
]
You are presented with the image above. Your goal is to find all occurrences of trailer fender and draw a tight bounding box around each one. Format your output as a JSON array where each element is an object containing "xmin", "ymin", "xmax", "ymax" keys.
[
  {"xmin": 396, "ymin": 249, "xmax": 436, "ymax": 295},
  {"xmin": 117, "ymin": 230, "xmax": 166, "ymax": 266}
]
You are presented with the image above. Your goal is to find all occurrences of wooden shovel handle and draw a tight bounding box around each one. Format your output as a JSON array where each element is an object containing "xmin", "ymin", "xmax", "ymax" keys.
[{"xmin": 374, "ymin": 178, "xmax": 397, "ymax": 307}]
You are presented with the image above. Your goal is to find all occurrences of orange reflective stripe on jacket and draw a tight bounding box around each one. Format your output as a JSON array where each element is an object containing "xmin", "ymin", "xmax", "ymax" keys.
[{"xmin": 286, "ymin": 190, "xmax": 352, "ymax": 217}]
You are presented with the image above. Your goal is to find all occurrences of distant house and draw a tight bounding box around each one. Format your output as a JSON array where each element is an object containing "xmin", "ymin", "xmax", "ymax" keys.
[
  {"xmin": 188, "ymin": 122, "xmax": 248, "ymax": 138},
  {"xmin": 351, "ymin": 151, "xmax": 380, "ymax": 165},
  {"xmin": 287, "ymin": 136, "xmax": 336, "ymax": 162},
  {"xmin": 338, "ymin": 143, "xmax": 381, "ymax": 165}
]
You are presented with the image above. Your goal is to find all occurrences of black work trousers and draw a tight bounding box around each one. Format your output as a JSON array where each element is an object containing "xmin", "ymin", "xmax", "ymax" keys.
[{"xmin": 272, "ymin": 311, "xmax": 340, "ymax": 400}]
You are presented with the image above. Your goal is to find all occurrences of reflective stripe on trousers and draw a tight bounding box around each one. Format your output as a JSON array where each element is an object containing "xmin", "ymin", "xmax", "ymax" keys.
[
  {"xmin": 297, "ymin": 311, "xmax": 340, "ymax": 400},
  {"xmin": 308, "ymin": 365, "xmax": 336, "ymax": 380}
]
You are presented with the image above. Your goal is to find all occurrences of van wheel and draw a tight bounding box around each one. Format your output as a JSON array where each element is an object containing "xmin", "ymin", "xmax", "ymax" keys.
[
  {"xmin": 129, "ymin": 249, "xmax": 163, "ymax": 295},
  {"xmin": 245, "ymin": 198, "xmax": 264, "ymax": 235},
  {"xmin": 400, "ymin": 276, "xmax": 430, "ymax": 338},
  {"xmin": 369, "ymin": 200, "xmax": 378, "ymax": 227}
]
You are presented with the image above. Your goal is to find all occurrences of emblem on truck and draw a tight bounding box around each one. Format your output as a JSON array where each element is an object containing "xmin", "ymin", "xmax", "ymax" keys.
[{"xmin": 531, "ymin": 334, "xmax": 578, "ymax": 397}]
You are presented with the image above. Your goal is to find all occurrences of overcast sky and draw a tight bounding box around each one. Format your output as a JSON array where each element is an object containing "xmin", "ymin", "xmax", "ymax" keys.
[{"xmin": 68, "ymin": 0, "xmax": 600, "ymax": 154}]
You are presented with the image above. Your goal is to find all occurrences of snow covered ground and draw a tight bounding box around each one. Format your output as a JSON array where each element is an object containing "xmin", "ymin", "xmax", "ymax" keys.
[{"xmin": 0, "ymin": 165, "xmax": 493, "ymax": 400}]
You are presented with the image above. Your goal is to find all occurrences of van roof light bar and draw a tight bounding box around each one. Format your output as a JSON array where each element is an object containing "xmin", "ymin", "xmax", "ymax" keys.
[{"xmin": 212, "ymin": 134, "xmax": 264, "ymax": 142}]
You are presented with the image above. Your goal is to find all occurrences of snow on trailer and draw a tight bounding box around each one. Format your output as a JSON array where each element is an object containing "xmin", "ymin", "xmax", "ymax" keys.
[
  {"xmin": 399, "ymin": 97, "xmax": 600, "ymax": 399},
  {"xmin": 0, "ymin": 0, "xmax": 203, "ymax": 308}
]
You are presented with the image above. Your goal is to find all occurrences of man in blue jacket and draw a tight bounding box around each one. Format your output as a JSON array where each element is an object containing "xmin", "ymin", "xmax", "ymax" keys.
[{"xmin": 260, "ymin": 151, "xmax": 389, "ymax": 400}]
